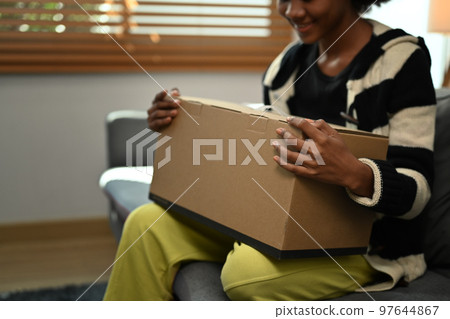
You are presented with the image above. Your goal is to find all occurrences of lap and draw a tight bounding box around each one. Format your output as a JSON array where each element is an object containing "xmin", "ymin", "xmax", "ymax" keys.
[
  {"xmin": 221, "ymin": 242, "xmax": 380, "ymax": 301},
  {"xmin": 123, "ymin": 203, "xmax": 235, "ymax": 263},
  {"xmin": 123, "ymin": 204, "xmax": 380, "ymax": 300}
]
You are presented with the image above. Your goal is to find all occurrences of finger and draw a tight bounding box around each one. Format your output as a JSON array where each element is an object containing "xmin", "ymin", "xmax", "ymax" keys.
[
  {"xmin": 312, "ymin": 119, "xmax": 338, "ymax": 137},
  {"xmin": 286, "ymin": 149, "xmax": 319, "ymax": 167},
  {"xmin": 272, "ymin": 142, "xmax": 316, "ymax": 167},
  {"xmin": 151, "ymin": 99, "xmax": 180, "ymax": 110},
  {"xmin": 272, "ymin": 142, "xmax": 294, "ymax": 165},
  {"xmin": 149, "ymin": 117, "xmax": 173, "ymax": 131},
  {"xmin": 273, "ymin": 156, "xmax": 310, "ymax": 175},
  {"xmin": 170, "ymin": 88, "xmax": 180, "ymax": 96},
  {"xmin": 275, "ymin": 128, "xmax": 304, "ymax": 151},
  {"xmin": 153, "ymin": 90, "xmax": 168, "ymax": 103},
  {"xmin": 288, "ymin": 117, "xmax": 327, "ymax": 142},
  {"xmin": 274, "ymin": 155, "xmax": 322, "ymax": 182},
  {"xmin": 153, "ymin": 89, "xmax": 181, "ymax": 106},
  {"xmin": 165, "ymin": 88, "xmax": 181, "ymax": 103},
  {"xmin": 295, "ymin": 154, "xmax": 320, "ymax": 168},
  {"xmin": 149, "ymin": 109, "xmax": 178, "ymax": 121},
  {"xmin": 287, "ymin": 116, "xmax": 314, "ymax": 125},
  {"xmin": 284, "ymin": 117, "xmax": 313, "ymax": 140}
]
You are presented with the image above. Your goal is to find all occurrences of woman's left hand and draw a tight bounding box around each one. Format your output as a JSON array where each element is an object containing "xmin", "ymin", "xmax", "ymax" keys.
[{"xmin": 272, "ymin": 117, "xmax": 374, "ymax": 198}]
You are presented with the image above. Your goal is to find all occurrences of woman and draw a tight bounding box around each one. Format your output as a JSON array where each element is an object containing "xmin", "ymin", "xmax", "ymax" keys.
[{"xmin": 104, "ymin": 0, "xmax": 436, "ymax": 300}]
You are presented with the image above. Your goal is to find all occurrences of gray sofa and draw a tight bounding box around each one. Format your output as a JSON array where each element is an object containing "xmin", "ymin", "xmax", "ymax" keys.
[{"xmin": 99, "ymin": 88, "xmax": 450, "ymax": 301}]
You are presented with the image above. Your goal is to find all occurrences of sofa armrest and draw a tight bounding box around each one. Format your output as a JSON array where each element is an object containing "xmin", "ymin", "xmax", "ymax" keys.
[
  {"xmin": 106, "ymin": 110, "xmax": 149, "ymax": 168},
  {"xmin": 422, "ymin": 88, "xmax": 450, "ymax": 268}
]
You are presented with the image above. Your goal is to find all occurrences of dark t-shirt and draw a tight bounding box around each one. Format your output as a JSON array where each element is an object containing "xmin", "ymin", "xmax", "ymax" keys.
[{"xmin": 286, "ymin": 42, "xmax": 366, "ymax": 126}]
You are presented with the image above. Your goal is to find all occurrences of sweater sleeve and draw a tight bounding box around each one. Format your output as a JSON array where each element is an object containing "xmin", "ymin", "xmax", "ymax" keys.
[{"xmin": 347, "ymin": 48, "xmax": 436, "ymax": 219}]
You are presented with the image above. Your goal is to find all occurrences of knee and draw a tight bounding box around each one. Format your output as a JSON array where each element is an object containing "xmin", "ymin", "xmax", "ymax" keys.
[
  {"xmin": 123, "ymin": 203, "xmax": 166, "ymax": 234},
  {"xmin": 221, "ymin": 246, "xmax": 378, "ymax": 301},
  {"xmin": 220, "ymin": 242, "xmax": 275, "ymax": 300}
]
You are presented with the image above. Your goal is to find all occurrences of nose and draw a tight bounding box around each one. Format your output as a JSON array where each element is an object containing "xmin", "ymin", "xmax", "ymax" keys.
[{"xmin": 284, "ymin": 0, "xmax": 306, "ymax": 20}]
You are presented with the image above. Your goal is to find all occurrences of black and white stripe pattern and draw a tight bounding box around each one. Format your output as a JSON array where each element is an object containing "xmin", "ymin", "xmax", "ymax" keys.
[{"xmin": 262, "ymin": 19, "xmax": 437, "ymax": 284}]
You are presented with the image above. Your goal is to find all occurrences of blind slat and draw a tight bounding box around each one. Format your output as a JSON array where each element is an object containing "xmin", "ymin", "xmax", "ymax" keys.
[
  {"xmin": 0, "ymin": 31, "xmax": 291, "ymax": 43},
  {"xmin": 0, "ymin": 0, "xmax": 122, "ymax": 4},
  {"xmin": 0, "ymin": 64, "xmax": 271, "ymax": 72},
  {"xmin": 0, "ymin": 0, "xmax": 274, "ymax": 7},
  {"xmin": 1, "ymin": 43, "xmax": 284, "ymax": 55},
  {"xmin": 0, "ymin": 8, "xmax": 124, "ymax": 15},
  {"xmin": 0, "ymin": 0, "xmax": 293, "ymax": 72},
  {"xmin": 2, "ymin": 54, "xmax": 272, "ymax": 63},
  {"xmin": 1, "ymin": 19, "xmax": 123, "ymax": 27}
]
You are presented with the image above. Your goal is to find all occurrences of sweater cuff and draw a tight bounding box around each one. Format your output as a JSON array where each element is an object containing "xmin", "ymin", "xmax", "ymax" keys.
[{"xmin": 346, "ymin": 158, "xmax": 382, "ymax": 207}]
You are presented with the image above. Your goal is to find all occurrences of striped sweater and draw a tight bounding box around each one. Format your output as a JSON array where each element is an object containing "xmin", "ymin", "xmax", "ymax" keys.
[{"xmin": 262, "ymin": 20, "xmax": 436, "ymax": 290}]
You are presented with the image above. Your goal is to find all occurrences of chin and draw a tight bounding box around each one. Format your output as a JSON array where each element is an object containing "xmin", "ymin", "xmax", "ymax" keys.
[{"xmin": 297, "ymin": 34, "xmax": 317, "ymax": 44}]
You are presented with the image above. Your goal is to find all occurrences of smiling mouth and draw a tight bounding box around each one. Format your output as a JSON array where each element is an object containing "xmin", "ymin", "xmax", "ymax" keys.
[{"xmin": 293, "ymin": 22, "xmax": 314, "ymax": 33}]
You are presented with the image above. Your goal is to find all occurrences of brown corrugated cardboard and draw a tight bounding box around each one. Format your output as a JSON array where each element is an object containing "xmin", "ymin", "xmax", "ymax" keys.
[{"xmin": 149, "ymin": 97, "xmax": 388, "ymax": 259}]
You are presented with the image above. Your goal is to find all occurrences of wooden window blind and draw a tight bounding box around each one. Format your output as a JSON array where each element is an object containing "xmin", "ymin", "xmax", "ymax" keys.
[{"xmin": 0, "ymin": 0, "xmax": 293, "ymax": 72}]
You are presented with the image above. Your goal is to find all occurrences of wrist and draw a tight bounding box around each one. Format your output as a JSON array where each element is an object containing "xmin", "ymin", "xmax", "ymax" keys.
[{"xmin": 346, "ymin": 160, "xmax": 374, "ymax": 198}]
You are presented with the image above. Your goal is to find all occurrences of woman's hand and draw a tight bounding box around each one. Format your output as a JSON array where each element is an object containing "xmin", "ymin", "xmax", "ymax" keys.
[
  {"xmin": 272, "ymin": 117, "xmax": 374, "ymax": 198},
  {"xmin": 147, "ymin": 88, "xmax": 180, "ymax": 132}
]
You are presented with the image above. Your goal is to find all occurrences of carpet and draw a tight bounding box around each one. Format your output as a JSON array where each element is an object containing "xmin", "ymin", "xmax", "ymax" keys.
[{"xmin": 0, "ymin": 282, "xmax": 107, "ymax": 301}]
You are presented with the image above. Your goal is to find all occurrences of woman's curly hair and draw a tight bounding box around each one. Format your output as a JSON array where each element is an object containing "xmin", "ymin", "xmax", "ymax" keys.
[{"xmin": 351, "ymin": 0, "xmax": 392, "ymax": 13}]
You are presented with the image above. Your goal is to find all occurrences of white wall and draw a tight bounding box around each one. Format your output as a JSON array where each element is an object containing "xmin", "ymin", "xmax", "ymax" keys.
[
  {"xmin": 365, "ymin": 0, "xmax": 449, "ymax": 88},
  {"xmin": 0, "ymin": 73, "xmax": 262, "ymax": 224}
]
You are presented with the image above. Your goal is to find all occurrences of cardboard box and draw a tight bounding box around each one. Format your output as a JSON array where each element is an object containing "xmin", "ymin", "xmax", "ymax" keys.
[{"xmin": 149, "ymin": 97, "xmax": 388, "ymax": 259}]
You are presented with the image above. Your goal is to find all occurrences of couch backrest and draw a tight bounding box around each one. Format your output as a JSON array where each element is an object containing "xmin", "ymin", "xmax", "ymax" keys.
[
  {"xmin": 106, "ymin": 110, "xmax": 149, "ymax": 168},
  {"xmin": 423, "ymin": 88, "xmax": 450, "ymax": 268}
]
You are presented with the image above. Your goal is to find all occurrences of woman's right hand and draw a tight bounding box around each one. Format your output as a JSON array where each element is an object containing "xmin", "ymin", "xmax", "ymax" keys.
[{"xmin": 147, "ymin": 88, "xmax": 180, "ymax": 132}]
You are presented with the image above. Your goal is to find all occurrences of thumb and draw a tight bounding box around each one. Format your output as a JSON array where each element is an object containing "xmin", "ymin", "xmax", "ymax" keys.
[{"xmin": 170, "ymin": 88, "xmax": 181, "ymax": 97}]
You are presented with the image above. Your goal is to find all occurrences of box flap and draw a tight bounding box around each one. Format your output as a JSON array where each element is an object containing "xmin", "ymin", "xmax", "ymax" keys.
[{"xmin": 177, "ymin": 96, "xmax": 387, "ymax": 138}]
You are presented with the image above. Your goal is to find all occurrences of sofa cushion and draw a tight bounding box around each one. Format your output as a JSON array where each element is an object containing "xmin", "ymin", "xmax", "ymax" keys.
[
  {"xmin": 173, "ymin": 262, "xmax": 229, "ymax": 301},
  {"xmin": 172, "ymin": 262, "xmax": 450, "ymax": 301},
  {"xmin": 422, "ymin": 88, "xmax": 450, "ymax": 268},
  {"xmin": 334, "ymin": 270, "xmax": 450, "ymax": 301}
]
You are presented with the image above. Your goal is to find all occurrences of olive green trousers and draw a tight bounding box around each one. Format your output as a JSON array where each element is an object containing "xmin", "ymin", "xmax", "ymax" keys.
[{"xmin": 103, "ymin": 203, "xmax": 380, "ymax": 301}]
